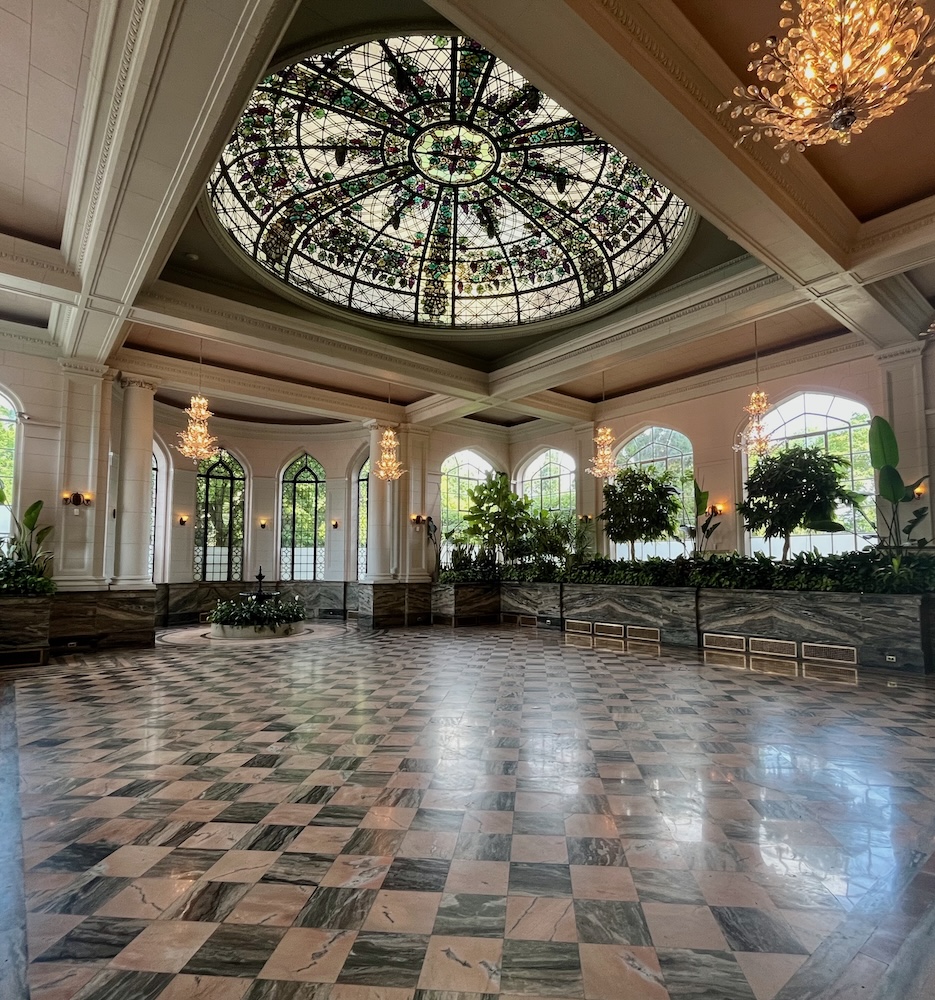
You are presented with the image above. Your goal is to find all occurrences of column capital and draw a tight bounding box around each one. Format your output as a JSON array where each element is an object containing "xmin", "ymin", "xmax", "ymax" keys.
[{"xmin": 120, "ymin": 373, "xmax": 160, "ymax": 392}]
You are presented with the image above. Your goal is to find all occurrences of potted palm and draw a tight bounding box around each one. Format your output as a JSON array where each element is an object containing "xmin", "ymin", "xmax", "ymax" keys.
[{"xmin": 0, "ymin": 482, "xmax": 55, "ymax": 666}]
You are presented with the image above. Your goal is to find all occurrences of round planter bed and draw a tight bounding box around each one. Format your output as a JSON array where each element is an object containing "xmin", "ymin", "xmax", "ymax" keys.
[{"xmin": 209, "ymin": 621, "xmax": 305, "ymax": 640}]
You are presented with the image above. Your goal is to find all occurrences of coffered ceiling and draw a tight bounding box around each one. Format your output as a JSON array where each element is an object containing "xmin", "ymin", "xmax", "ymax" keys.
[{"xmin": 0, "ymin": 0, "xmax": 932, "ymax": 431}]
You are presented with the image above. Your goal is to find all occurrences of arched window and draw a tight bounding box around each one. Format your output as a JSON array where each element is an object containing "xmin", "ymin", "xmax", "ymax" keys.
[
  {"xmin": 148, "ymin": 452, "xmax": 158, "ymax": 581},
  {"xmin": 440, "ymin": 450, "xmax": 495, "ymax": 560},
  {"xmin": 194, "ymin": 451, "xmax": 245, "ymax": 581},
  {"xmin": 617, "ymin": 427, "xmax": 694, "ymax": 559},
  {"xmin": 356, "ymin": 458, "xmax": 369, "ymax": 580},
  {"xmin": 747, "ymin": 392, "xmax": 873, "ymax": 558},
  {"xmin": 519, "ymin": 449, "xmax": 576, "ymax": 514},
  {"xmin": 281, "ymin": 454, "xmax": 326, "ymax": 580},
  {"xmin": 0, "ymin": 394, "xmax": 15, "ymax": 537}
]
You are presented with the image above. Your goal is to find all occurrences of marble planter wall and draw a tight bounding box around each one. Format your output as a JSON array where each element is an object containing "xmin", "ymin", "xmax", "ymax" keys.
[
  {"xmin": 0, "ymin": 597, "xmax": 51, "ymax": 665},
  {"xmin": 562, "ymin": 585, "xmax": 698, "ymax": 647},
  {"xmin": 357, "ymin": 583, "xmax": 432, "ymax": 629},
  {"xmin": 501, "ymin": 582, "xmax": 562, "ymax": 625},
  {"xmin": 159, "ymin": 581, "xmax": 346, "ymax": 626},
  {"xmin": 698, "ymin": 589, "xmax": 934, "ymax": 674},
  {"xmin": 49, "ymin": 591, "xmax": 156, "ymax": 651},
  {"xmin": 432, "ymin": 583, "xmax": 500, "ymax": 626}
]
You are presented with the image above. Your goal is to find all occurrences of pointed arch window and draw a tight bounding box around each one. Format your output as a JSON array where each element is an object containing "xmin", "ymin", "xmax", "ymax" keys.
[
  {"xmin": 0, "ymin": 393, "xmax": 15, "ymax": 538},
  {"xmin": 194, "ymin": 451, "xmax": 245, "ymax": 581},
  {"xmin": 519, "ymin": 449, "xmax": 576, "ymax": 514},
  {"xmin": 617, "ymin": 427, "xmax": 694, "ymax": 559},
  {"xmin": 356, "ymin": 458, "xmax": 369, "ymax": 580},
  {"xmin": 281, "ymin": 454, "xmax": 327, "ymax": 580},
  {"xmin": 748, "ymin": 393, "xmax": 873, "ymax": 558}
]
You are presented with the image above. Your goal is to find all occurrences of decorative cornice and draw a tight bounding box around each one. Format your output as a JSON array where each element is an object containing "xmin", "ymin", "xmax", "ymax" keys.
[
  {"xmin": 58, "ymin": 359, "xmax": 111, "ymax": 378},
  {"xmin": 876, "ymin": 343, "xmax": 926, "ymax": 364},
  {"xmin": 120, "ymin": 375, "xmax": 159, "ymax": 392},
  {"xmin": 77, "ymin": 0, "xmax": 146, "ymax": 272},
  {"xmin": 0, "ymin": 250, "xmax": 73, "ymax": 277}
]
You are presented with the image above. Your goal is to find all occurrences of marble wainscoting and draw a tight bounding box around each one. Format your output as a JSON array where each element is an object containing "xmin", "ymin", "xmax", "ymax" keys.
[
  {"xmin": 698, "ymin": 589, "xmax": 934, "ymax": 673},
  {"xmin": 278, "ymin": 581, "xmax": 345, "ymax": 620},
  {"xmin": 345, "ymin": 581, "xmax": 360, "ymax": 612},
  {"xmin": 357, "ymin": 582, "xmax": 432, "ymax": 628},
  {"xmin": 562, "ymin": 584, "xmax": 698, "ymax": 647},
  {"xmin": 0, "ymin": 596, "xmax": 51, "ymax": 665},
  {"xmin": 47, "ymin": 591, "xmax": 156, "ymax": 653},
  {"xmin": 500, "ymin": 582, "xmax": 562, "ymax": 626},
  {"xmin": 431, "ymin": 582, "xmax": 501, "ymax": 626},
  {"xmin": 160, "ymin": 581, "xmax": 347, "ymax": 626}
]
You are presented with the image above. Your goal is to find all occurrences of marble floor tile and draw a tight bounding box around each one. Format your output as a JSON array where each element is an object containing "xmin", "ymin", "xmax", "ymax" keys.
[
  {"xmin": 361, "ymin": 890, "xmax": 442, "ymax": 934},
  {"xmin": 182, "ymin": 924, "xmax": 287, "ymax": 979},
  {"xmin": 578, "ymin": 943, "xmax": 669, "ymax": 1000},
  {"xmin": 257, "ymin": 927, "xmax": 357, "ymax": 982},
  {"xmin": 417, "ymin": 935, "xmax": 502, "ymax": 993},
  {"xmin": 505, "ymin": 896, "xmax": 577, "ymax": 942},
  {"xmin": 336, "ymin": 932, "xmax": 428, "ymax": 987}
]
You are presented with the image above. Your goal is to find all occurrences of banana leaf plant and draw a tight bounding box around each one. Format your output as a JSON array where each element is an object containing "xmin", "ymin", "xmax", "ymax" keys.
[
  {"xmin": 686, "ymin": 479, "xmax": 721, "ymax": 557},
  {"xmin": 0, "ymin": 480, "xmax": 55, "ymax": 595},
  {"xmin": 867, "ymin": 416, "xmax": 929, "ymax": 563}
]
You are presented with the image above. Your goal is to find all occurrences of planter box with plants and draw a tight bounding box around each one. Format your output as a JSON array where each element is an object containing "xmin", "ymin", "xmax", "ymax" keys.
[
  {"xmin": 0, "ymin": 488, "xmax": 55, "ymax": 667},
  {"xmin": 206, "ymin": 594, "xmax": 306, "ymax": 639}
]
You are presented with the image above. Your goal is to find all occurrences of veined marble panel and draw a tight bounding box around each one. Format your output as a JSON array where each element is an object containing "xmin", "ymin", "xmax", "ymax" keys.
[
  {"xmin": 698, "ymin": 590, "xmax": 932, "ymax": 673},
  {"xmin": 345, "ymin": 581, "xmax": 360, "ymax": 612},
  {"xmin": 96, "ymin": 591, "xmax": 156, "ymax": 649},
  {"xmin": 562, "ymin": 585, "xmax": 697, "ymax": 647},
  {"xmin": 501, "ymin": 582, "xmax": 561, "ymax": 617},
  {"xmin": 432, "ymin": 583, "xmax": 500, "ymax": 618},
  {"xmin": 49, "ymin": 592, "xmax": 98, "ymax": 637},
  {"xmin": 0, "ymin": 597, "xmax": 51, "ymax": 650},
  {"xmin": 405, "ymin": 583, "xmax": 432, "ymax": 624}
]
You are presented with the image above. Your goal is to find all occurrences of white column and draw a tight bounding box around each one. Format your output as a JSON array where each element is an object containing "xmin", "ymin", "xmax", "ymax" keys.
[
  {"xmin": 363, "ymin": 420, "xmax": 396, "ymax": 582},
  {"xmin": 112, "ymin": 375, "xmax": 158, "ymax": 589},
  {"xmin": 399, "ymin": 425, "xmax": 432, "ymax": 582},
  {"xmin": 575, "ymin": 421, "xmax": 607, "ymax": 555},
  {"xmin": 55, "ymin": 361, "xmax": 114, "ymax": 590}
]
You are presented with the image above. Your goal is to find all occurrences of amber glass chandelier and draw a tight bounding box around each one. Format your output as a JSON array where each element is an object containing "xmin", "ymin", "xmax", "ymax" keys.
[
  {"xmin": 374, "ymin": 427, "xmax": 405, "ymax": 481},
  {"xmin": 718, "ymin": 1, "xmax": 935, "ymax": 161},
  {"xmin": 176, "ymin": 341, "xmax": 220, "ymax": 463}
]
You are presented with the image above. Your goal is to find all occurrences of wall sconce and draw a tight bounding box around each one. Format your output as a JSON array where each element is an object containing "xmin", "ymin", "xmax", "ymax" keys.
[
  {"xmin": 62, "ymin": 492, "xmax": 92, "ymax": 507},
  {"xmin": 707, "ymin": 503, "xmax": 726, "ymax": 517},
  {"xmin": 411, "ymin": 514, "xmax": 426, "ymax": 532},
  {"xmin": 579, "ymin": 514, "xmax": 593, "ymax": 523},
  {"xmin": 178, "ymin": 515, "xmax": 189, "ymax": 526},
  {"xmin": 259, "ymin": 518, "xmax": 268, "ymax": 530},
  {"xmin": 914, "ymin": 484, "xmax": 926, "ymax": 498},
  {"xmin": 331, "ymin": 518, "xmax": 339, "ymax": 529}
]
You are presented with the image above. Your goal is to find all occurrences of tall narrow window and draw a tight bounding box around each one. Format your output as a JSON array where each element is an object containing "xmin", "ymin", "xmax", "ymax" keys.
[
  {"xmin": 440, "ymin": 450, "xmax": 494, "ymax": 561},
  {"xmin": 0, "ymin": 394, "xmax": 15, "ymax": 537},
  {"xmin": 519, "ymin": 449, "xmax": 576, "ymax": 514},
  {"xmin": 281, "ymin": 454, "xmax": 326, "ymax": 580},
  {"xmin": 747, "ymin": 393, "xmax": 873, "ymax": 557},
  {"xmin": 356, "ymin": 458, "xmax": 369, "ymax": 580},
  {"xmin": 617, "ymin": 427, "xmax": 694, "ymax": 559},
  {"xmin": 194, "ymin": 451, "xmax": 245, "ymax": 581},
  {"xmin": 148, "ymin": 452, "xmax": 158, "ymax": 580}
]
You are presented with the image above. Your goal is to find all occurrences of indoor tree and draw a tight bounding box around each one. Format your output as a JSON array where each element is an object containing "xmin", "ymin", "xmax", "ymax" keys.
[
  {"xmin": 599, "ymin": 465, "xmax": 680, "ymax": 560},
  {"xmin": 736, "ymin": 445, "xmax": 861, "ymax": 562},
  {"xmin": 461, "ymin": 473, "xmax": 534, "ymax": 564}
]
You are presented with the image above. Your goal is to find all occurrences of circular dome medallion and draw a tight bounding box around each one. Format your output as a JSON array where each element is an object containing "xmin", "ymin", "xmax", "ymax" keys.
[
  {"xmin": 411, "ymin": 124, "xmax": 498, "ymax": 185},
  {"xmin": 209, "ymin": 35, "xmax": 692, "ymax": 330}
]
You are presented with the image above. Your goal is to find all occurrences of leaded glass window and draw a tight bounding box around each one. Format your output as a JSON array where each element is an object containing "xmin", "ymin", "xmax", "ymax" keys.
[
  {"xmin": 209, "ymin": 35, "xmax": 690, "ymax": 330},
  {"xmin": 194, "ymin": 451, "xmax": 245, "ymax": 581},
  {"xmin": 357, "ymin": 458, "xmax": 369, "ymax": 580},
  {"xmin": 747, "ymin": 393, "xmax": 873, "ymax": 558},
  {"xmin": 0, "ymin": 393, "xmax": 15, "ymax": 538},
  {"xmin": 520, "ymin": 449, "xmax": 576, "ymax": 514},
  {"xmin": 440, "ymin": 450, "xmax": 494, "ymax": 560},
  {"xmin": 280, "ymin": 454, "xmax": 326, "ymax": 580},
  {"xmin": 617, "ymin": 427, "xmax": 694, "ymax": 559}
]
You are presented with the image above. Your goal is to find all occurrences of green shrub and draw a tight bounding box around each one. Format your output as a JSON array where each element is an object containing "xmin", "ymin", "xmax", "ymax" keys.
[{"xmin": 207, "ymin": 595, "xmax": 306, "ymax": 631}]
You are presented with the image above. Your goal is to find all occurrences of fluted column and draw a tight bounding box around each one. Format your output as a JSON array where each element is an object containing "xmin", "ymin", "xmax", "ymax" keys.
[{"xmin": 113, "ymin": 375, "xmax": 159, "ymax": 588}]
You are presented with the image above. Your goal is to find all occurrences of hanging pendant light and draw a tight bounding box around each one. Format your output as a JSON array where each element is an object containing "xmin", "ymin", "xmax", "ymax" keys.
[
  {"xmin": 587, "ymin": 371, "xmax": 618, "ymax": 480},
  {"xmin": 734, "ymin": 322, "xmax": 772, "ymax": 458},
  {"xmin": 373, "ymin": 383, "xmax": 406, "ymax": 481},
  {"xmin": 176, "ymin": 340, "xmax": 220, "ymax": 463}
]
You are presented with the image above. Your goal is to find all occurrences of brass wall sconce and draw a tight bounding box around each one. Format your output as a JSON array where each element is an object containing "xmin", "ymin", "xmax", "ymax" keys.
[
  {"xmin": 259, "ymin": 518, "xmax": 268, "ymax": 530},
  {"xmin": 178, "ymin": 515, "xmax": 189, "ymax": 526},
  {"xmin": 579, "ymin": 514, "xmax": 593, "ymax": 523},
  {"xmin": 331, "ymin": 519, "xmax": 339, "ymax": 529},
  {"xmin": 63, "ymin": 492, "xmax": 92, "ymax": 507}
]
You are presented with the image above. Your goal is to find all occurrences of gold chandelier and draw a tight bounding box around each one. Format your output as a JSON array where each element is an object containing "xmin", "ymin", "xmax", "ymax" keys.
[
  {"xmin": 718, "ymin": 1, "xmax": 935, "ymax": 161},
  {"xmin": 176, "ymin": 394, "xmax": 219, "ymax": 463},
  {"xmin": 374, "ymin": 427, "xmax": 405, "ymax": 481},
  {"xmin": 734, "ymin": 324, "xmax": 772, "ymax": 458},
  {"xmin": 587, "ymin": 426, "xmax": 617, "ymax": 480}
]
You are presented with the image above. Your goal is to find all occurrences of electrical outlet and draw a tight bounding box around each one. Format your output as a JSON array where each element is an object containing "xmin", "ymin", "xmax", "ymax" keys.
[{"xmin": 885, "ymin": 654, "xmax": 896, "ymax": 662}]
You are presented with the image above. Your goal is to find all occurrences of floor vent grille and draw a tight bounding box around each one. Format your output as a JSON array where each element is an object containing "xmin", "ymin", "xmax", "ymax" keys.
[
  {"xmin": 594, "ymin": 622, "xmax": 625, "ymax": 638},
  {"xmin": 801, "ymin": 642, "xmax": 858, "ymax": 664},
  {"xmin": 518, "ymin": 615, "xmax": 537, "ymax": 628},
  {"xmin": 749, "ymin": 637, "xmax": 797, "ymax": 658},
  {"xmin": 627, "ymin": 625, "xmax": 660, "ymax": 643},
  {"xmin": 565, "ymin": 619, "xmax": 593, "ymax": 634},
  {"xmin": 703, "ymin": 633, "xmax": 746, "ymax": 651}
]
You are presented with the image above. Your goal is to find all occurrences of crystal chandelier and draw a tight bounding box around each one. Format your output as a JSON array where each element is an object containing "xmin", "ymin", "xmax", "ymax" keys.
[
  {"xmin": 374, "ymin": 427, "xmax": 405, "ymax": 481},
  {"xmin": 176, "ymin": 339, "xmax": 220, "ymax": 463},
  {"xmin": 587, "ymin": 426, "xmax": 618, "ymax": 480},
  {"xmin": 718, "ymin": 1, "xmax": 935, "ymax": 161},
  {"xmin": 176, "ymin": 394, "xmax": 219, "ymax": 463},
  {"xmin": 734, "ymin": 323, "xmax": 772, "ymax": 457}
]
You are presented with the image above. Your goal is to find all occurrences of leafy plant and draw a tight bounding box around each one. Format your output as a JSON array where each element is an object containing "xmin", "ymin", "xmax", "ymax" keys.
[
  {"xmin": 207, "ymin": 595, "xmax": 306, "ymax": 632},
  {"xmin": 735, "ymin": 446, "xmax": 861, "ymax": 561},
  {"xmin": 686, "ymin": 479, "xmax": 721, "ymax": 557},
  {"xmin": 599, "ymin": 466, "xmax": 680, "ymax": 560},
  {"xmin": 867, "ymin": 415, "xmax": 929, "ymax": 560},
  {"xmin": 461, "ymin": 473, "xmax": 534, "ymax": 564},
  {"xmin": 0, "ymin": 480, "xmax": 55, "ymax": 596}
]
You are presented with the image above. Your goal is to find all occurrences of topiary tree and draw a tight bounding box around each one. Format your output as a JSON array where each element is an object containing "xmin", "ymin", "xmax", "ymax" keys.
[
  {"xmin": 599, "ymin": 465, "xmax": 680, "ymax": 560},
  {"xmin": 736, "ymin": 445, "xmax": 861, "ymax": 562}
]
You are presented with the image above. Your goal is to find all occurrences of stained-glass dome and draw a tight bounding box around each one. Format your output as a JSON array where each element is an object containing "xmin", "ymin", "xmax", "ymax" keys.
[{"xmin": 209, "ymin": 35, "xmax": 692, "ymax": 330}]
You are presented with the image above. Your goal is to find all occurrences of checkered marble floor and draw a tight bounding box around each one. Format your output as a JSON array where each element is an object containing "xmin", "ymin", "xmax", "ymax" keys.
[{"xmin": 5, "ymin": 625, "xmax": 935, "ymax": 1000}]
